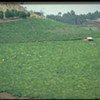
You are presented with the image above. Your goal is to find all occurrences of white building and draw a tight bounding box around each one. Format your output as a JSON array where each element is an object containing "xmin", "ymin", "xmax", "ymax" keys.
[{"xmin": 86, "ymin": 37, "xmax": 93, "ymax": 41}]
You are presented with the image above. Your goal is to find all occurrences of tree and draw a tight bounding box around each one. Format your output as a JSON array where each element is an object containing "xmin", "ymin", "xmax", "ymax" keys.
[
  {"xmin": 78, "ymin": 14, "xmax": 86, "ymax": 24},
  {"xmin": 58, "ymin": 12, "xmax": 62, "ymax": 16},
  {"xmin": 46, "ymin": 14, "xmax": 56, "ymax": 20},
  {"xmin": 26, "ymin": 12, "xmax": 30, "ymax": 17},
  {"xmin": 5, "ymin": 9, "xmax": 12, "ymax": 18},
  {"xmin": 62, "ymin": 10, "xmax": 77, "ymax": 24},
  {"xmin": 93, "ymin": 10, "xmax": 100, "ymax": 19},
  {"xmin": 70, "ymin": 10, "xmax": 75, "ymax": 15},
  {"xmin": 18, "ymin": 11, "xmax": 27, "ymax": 18},
  {"xmin": 62, "ymin": 12, "xmax": 71, "ymax": 23},
  {"xmin": 11, "ymin": 9, "xmax": 19, "ymax": 17},
  {"xmin": 0, "ymin": 11, "xmax": 3, "ymax": 19},
  {"xmin": 70, "ymin": 10, "xmax": 76, "ymax": 24},
  {"xmin": 47, "ymin": 10, "xmax": 100, "ymax": 25}
]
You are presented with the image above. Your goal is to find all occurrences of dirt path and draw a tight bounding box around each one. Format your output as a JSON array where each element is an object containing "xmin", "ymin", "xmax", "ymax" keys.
[
  {"xmin": 0, "ymin": 18, "xmax": 23, "ymax": 23},
  {"xmin": 0, "ymin": 92, "xmax": 28, "ymax": 99}
]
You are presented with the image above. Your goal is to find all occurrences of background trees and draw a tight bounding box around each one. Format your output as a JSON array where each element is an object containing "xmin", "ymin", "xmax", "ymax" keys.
[
  {"xmin": 46, "ymin": 10, "xmax": 100, "ymax": 25},
  {"xmin": 1, "ymin": 9, "xmax": 100, "ymax": 25}
]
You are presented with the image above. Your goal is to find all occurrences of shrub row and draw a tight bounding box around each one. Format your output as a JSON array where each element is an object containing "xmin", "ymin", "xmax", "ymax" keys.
[{"xmin": 0, "ymin": 9, "xmax": 30, "ymax": 19}]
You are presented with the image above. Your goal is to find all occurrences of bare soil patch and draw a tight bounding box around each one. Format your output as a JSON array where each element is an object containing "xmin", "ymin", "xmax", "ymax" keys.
[
  {"xmin": 0, "ymin": 18, "xmax": 22, "ymax": 23},
  {"xmin": 82, "ymin": 39, "xmax": 96, "ymax": 46},
  {"xmin": 0, "ymin": 92, "xmax": 28, "ymax": 99}
]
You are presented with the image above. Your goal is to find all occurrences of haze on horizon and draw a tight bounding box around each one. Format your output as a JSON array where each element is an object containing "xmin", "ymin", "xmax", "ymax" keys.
[{"xmin": 21, "ymin": 3, "xmax": 100, "ymax": 16}]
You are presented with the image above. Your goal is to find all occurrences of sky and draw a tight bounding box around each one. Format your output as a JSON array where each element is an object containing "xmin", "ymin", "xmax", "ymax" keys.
[{"xmin": 21, "ymin": 3, "xmax": 100, "ymax": 16}]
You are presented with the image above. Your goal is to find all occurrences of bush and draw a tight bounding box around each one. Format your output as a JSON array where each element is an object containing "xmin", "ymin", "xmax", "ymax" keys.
[
  {"xmin": 18, "ymin": 11, "xmax": 27, "ymax": 18},
  {"xmin": 5, "ymin": 9, "xmax": 13, "ymax": 18},
  {"xmin": 11, "ymin": 9, "xmax": 19, "ymax": 18},
  {"xmin": 5, "ymin": 9, "xmax": 30, "ymax": 19}
]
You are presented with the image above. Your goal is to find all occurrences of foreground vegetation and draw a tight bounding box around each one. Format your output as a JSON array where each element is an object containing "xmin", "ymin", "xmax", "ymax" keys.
[
  {"xmin": 0, "ymin": 18, "xmax": 100, "ymax": 99},
  {"xmin": 0, "ymin": 38, "xmax": 100, "ymax": 99}
]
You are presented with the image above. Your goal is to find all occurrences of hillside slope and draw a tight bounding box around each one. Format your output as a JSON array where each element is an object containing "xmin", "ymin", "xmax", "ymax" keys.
[
  {"xmin": 0, "ymin": 18, "xmax": 100, "ymax": 43},
  {"xmin": 0, "ymin": 17, "xmax": 100, "ymax": 99},
  {"xmin": 0, "ymin": 3, "xmax": 26, "ymax": 12},
  {"xmin": 0, "ymin": 3, "xmax": 44, "ymax": 19}
]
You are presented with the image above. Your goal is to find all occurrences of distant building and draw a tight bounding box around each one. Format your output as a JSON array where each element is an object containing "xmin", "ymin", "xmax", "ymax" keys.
[
  {"xmin": 30, "ymin": 11, "xmax": 45, "ymax": 19},
  {"xmin": 86, "ymin": 37, "xmax": 93, "ymax": 41}
]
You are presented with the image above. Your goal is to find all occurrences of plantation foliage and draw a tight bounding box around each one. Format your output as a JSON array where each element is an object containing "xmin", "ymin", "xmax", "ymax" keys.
[
  {"xmin": 0, "ymin": 17, "xmax": 100, "ymax": 99},
  {"xmin": 0, "ymin": 39, "xmax": 100, "ymax": 99},
  {"xmin": 0, "ymin": 18, "xmax": 100, "ymax": 43},
  {"xmin": 47, "ymin": 10, "xmax": 100, "ymax": 25},
  {"xmin": 1, "ymin": 9, "xmax": 30, "ymax": 19}
]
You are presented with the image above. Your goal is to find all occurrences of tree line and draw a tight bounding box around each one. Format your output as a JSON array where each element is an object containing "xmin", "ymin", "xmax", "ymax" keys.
[
  {"xmin": 46, "ymin": 10, "xmax": 100, "ymax": 25},
  {"xmin": 0, "ymin": 9, "xmax": 30, "ymax": 19}
]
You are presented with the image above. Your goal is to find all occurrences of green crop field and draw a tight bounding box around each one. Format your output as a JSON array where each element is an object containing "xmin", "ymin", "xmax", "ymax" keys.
[
  {"xmin": 0, "ymin": 18, "xmax": 100, "ymax": 43},
  {"xmin": 0, "ymin": 18, "xmax": 100, "ymax": 99}
]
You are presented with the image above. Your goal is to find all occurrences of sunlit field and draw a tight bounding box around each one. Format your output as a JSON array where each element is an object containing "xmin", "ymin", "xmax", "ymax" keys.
[{"xmin": 0, "ymin": 18, "xmax": 100, "ymax": 99}]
